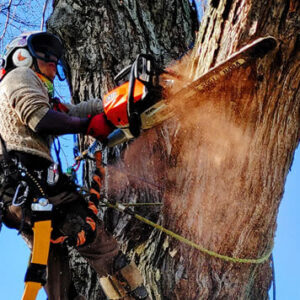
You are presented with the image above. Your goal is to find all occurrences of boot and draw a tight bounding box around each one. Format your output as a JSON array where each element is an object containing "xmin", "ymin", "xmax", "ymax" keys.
[{"xmin": 99, "ymin": 253, "xmax": 148, "ymax": 300}]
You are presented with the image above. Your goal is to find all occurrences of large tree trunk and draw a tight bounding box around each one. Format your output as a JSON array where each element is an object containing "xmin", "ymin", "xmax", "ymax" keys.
[
  {"xmin": 48, "ymin": 0, "xmax": 299, "ymax": 299},
  {"xmin": 48, "ymin": 0, "xmax": 197, "ymax": 298}
]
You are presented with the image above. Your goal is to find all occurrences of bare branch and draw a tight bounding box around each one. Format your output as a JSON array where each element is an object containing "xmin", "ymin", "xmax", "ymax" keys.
[
  {"xmin": 0, "ymin": 0, "xmax": 13, "ymax": 42},
  {"xmin": 1, "ymin": 8, "xmax": 37, "ymax": 27},
  {"xmin": 40, "ymin": 0, "xmax": 49, "ymax": 31},
  {"xmin": 0, "ymin": 0, "xmax": 23, "ymax": 13}
]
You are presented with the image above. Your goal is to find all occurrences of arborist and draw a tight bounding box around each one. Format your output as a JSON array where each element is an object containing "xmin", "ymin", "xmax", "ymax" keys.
[{"xmin": 0, "ymin": 31, "xmax": 148, "ymax": 300}]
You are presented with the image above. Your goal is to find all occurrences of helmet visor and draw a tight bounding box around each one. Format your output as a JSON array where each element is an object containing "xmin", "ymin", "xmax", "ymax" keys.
[
  {"xmin": 27, "ymin": 32, "xmax": 67, "ymax": 81},
  {"xmin": 27, "ymin": 32, "xmax": 63, "ymax": 62},
  {"xmin": 56, "ymin": 59, "xmax": 67, "ymax": 81}
]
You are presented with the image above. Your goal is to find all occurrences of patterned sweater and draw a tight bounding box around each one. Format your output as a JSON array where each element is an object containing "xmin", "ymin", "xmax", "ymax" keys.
[{"xmin": 0, "ymin": 67, "xmax": 102, "ymax": 161}]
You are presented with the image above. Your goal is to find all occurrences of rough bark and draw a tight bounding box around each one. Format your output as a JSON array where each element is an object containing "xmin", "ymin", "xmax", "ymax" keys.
[
  {"xmin": 48, "ymin": 0, "xmax": 197, "ymax": 298},
  {"xmin": 48, "ymin": 0, "xmax": 299, "ymax": 299}
]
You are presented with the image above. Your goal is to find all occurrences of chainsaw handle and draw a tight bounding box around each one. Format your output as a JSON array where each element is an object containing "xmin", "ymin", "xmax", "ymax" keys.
[
  {"xmin": 127, "ymin": 54, "xmax": 159, "ymax": 137},
  {"xmin": 133, "ymin": 54, "xmax": 157, "ymax": 84},
  {"xmin": 114, "ymin": 65, "xmax": 131, "ymax": 85},
  {"xmin": 127, "ymin": 61, "xmax": 141, "ymax": 137}
]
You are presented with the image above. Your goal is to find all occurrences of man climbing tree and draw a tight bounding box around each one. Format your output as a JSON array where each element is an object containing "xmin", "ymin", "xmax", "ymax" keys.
[
  {"xmin": 45, "ymin": 0, "xmax": 299, "ymax": 299},
  {"xmin": 0, "ymin": 31, "xmax": 149, "ymax": 299}
]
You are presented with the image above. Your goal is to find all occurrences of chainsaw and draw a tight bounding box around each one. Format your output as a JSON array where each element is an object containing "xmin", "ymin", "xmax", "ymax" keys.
[
  {"xmin": 103, "ymin": 36, "xmax": 277, "ymax": 147},
  {"xmin": 102, "ymin": 54, "xmax": 170, "ymax": 147}
]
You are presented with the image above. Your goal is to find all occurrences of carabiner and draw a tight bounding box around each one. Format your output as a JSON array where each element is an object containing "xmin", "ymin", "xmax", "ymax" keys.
[{"xmin": 12, "ymin": 181, "xmax": 29, "ymax": 206}]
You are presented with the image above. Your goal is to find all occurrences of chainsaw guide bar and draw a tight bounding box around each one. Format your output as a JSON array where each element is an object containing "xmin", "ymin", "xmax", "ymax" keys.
[
  {"xmin": 175, "ymin": 36, "xmax": 277, "ymax": 97},
  {"xmin": 105, "ymin": 36, "xmax": 277, "ymax": 147},
  {"xmin": 141, "ymin": 36, "xmax": 277, "ymax": 130}
]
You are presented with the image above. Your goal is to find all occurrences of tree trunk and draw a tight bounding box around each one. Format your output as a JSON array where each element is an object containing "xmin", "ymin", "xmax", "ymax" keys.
[
  {"xmin": 48, "ymin": 0, "xmax": 299, "ymax": 299},
  {"xmin": 48, "ymin": 0, "xmax": 197, "ymax": 298}
]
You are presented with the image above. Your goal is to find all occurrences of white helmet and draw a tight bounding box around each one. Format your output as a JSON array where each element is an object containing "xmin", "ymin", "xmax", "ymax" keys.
[{"xmin": 0, "ymin": 31, "xmax": 65, "ymax": 81}]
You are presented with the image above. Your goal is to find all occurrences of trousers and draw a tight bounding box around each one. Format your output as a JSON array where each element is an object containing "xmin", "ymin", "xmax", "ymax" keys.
[{"xmin": 0, "ymin": 151, "xmax": 119, "ymax": 299}]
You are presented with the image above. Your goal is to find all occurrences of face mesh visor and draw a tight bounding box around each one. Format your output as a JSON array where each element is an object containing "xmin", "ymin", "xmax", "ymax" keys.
[{"xmin": 28, "ymin": 33, "xmax": 66, "ymax": 81}]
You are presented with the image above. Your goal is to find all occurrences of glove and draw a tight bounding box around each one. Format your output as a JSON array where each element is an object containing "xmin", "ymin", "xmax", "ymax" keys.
[{"xmin": 86, "ymin": 113, "xmax": 115, "ymax": 142}]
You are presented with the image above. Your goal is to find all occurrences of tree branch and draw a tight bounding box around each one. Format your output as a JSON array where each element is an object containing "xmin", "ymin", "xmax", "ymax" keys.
[
  {"xmin": 40, "ymin": 0, "xmax": 49, "ymax": 31},
  {"xmin": 0, "ymin": 0, "xmax": 13, "ymax": 41}
]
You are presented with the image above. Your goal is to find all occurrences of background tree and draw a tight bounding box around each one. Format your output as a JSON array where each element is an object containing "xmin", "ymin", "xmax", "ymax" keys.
[
  {"xmin": 48, "ymin": 0, "xmax": 299, "ymax": 299},
  {"xmin": 0, "ymin": 0, "xmax": 50, "ymax": 42}
]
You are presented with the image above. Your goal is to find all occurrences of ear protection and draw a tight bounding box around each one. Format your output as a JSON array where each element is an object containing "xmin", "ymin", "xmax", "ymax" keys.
[{"xmin": 12, "ymin": 48, "xmax": 33, "ymax": 68}]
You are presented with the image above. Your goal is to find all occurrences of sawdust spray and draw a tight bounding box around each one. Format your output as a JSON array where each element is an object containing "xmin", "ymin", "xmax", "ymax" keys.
[{"xmin": 106, "ymin": 54, "xmax": 253, "ymax": 248}]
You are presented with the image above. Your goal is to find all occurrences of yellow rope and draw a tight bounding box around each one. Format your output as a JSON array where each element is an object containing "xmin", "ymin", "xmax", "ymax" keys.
[
  {"xmin": 135, "ymin": 213, "xmax": 273, "ymax": 264},
  {"xmin": 105, "ymin": 201, "xmax": 273, "ymax": 264},
  {"xmin": 82, "ymin": 149, "xmax": 273, "ymax": 265}
]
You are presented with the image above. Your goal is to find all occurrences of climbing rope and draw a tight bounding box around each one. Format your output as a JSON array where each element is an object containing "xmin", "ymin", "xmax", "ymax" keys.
[
  {"xmin": 101, "ymin": 198, "xmax": 273, "ymax": 264},
  {"xmin": 76, "ymin": 144, "xmax": 274, "ymax": 265},
  {"xmin": 89, "ymin": 174, "xmax": 273, "ymax": 265}
]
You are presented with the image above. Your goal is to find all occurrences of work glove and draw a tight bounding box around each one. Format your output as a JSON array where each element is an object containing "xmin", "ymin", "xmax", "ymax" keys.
[{"xmin": 86, "ymin": 112, "xmax": 115, "ymax": 142}]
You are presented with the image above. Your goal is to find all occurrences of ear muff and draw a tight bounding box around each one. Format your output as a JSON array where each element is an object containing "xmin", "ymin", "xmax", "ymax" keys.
[{"xmin": 12, "ymin": 48, "xmax": 33, "ymax": 68}]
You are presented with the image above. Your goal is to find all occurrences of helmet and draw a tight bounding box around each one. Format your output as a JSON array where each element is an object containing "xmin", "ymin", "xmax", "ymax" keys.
[{"xmin": 0, "ymin": 31, "xmax": 66, "ymax": 81}]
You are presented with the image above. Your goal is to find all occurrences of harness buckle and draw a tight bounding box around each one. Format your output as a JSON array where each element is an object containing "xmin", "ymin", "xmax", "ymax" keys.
[{"xmin": 31, "ymin": 198, "xmax": 53, "ymax": 212}]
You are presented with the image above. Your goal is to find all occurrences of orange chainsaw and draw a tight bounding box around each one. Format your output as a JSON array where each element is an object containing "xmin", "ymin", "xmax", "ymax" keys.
[
  {"xmin": 103, "ymin": 36, "xmax": 277, "ymax": 147},
  {"xmin": 102, "ymin": 54, "xmax": 172, "ymax": 147}
]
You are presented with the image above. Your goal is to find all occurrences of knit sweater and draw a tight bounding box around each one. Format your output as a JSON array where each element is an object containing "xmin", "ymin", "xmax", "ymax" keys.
[{"xmin": 0, "ymin": 67, "xmax": 102, "ymax": 161}]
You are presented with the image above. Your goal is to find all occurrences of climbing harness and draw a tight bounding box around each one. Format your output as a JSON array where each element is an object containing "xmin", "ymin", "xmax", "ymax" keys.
[
  {"xmin": 0, "ymin": 136, "xmax": 98, "ymax": 299},
  {"xmin": 15, "ymin": 169, "xmax": 53, "ymax": 300},
  {"xmin": 0, "ymin": 133, "xmax": 53, "ymax": 300},
  {"xmin": 0, "ymin": 135, "xmax": 53, "ymax": 300}
]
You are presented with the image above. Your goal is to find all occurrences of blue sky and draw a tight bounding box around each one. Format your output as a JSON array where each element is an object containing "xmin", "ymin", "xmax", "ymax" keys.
[
  {"xmin": 0, "ymin": 1, "xmax": 299, "ymax": 299},
  {"xmin": 271, "ymin": 147, "xmax": 300, "ymax": 299}
]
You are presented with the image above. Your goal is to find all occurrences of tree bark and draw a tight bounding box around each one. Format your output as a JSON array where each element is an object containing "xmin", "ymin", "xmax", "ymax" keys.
[
  {"xmin": 48, "ymin": 0, "xmax": 197, "ymax": 298},
  {"xmin": 48, "ymin": 0, "xmax": 299, "ymax": 299}
]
